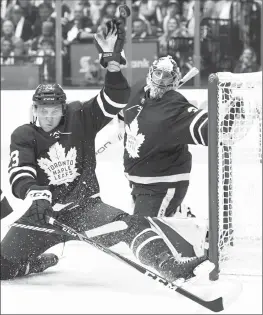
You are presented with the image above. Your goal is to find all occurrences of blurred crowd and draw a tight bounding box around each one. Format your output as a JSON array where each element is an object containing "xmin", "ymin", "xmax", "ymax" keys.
[{"xmin": 1, "ymin": 0, "xmax": 262, "ymax": 85}]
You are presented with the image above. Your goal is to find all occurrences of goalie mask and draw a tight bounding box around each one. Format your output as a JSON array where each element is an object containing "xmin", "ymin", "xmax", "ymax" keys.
[{"xmin": 146, "ymin": 55, "xmax": 181, "ymax": 99}]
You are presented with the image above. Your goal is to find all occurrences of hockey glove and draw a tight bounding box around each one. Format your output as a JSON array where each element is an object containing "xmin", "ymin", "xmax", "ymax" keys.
[
  {"xmin": 23, "ymin": 185, "xmax": 55, "ymax": 226},
  {"xmin": 94, "ymin": 18, "xmax": 126, "ymax": 68}
]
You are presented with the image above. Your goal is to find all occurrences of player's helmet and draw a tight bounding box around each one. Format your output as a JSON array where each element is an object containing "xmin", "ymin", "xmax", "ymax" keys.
[
  {"xmin": 33, "ymin": 83, "xmax": 66, "ymax": 106},
  {"xmin": 146, "ymin": 55, "xmax": 181, "ymax": 95},
  {"xmin": 32, "ymin": 83, "xmax": 67, "ymax": 124}
]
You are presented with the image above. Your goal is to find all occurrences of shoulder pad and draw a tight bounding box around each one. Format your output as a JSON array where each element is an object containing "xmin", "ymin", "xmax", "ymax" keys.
[{"xmin": 11, "ymin": 124, "xmax": 36, "ymax": 143}]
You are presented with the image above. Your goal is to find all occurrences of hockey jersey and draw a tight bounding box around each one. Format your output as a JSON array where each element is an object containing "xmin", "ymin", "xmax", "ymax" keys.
[
  {"xmin": 123, "ymin": 84, "xmax": 208, "ymax": 186},
  {"xmin": 0, "ymin": 189, "xmax": 13, "ymax": 220},
  {"xmin": 8, "ymin": 71, "xmax": 130, "ymax": 205}
]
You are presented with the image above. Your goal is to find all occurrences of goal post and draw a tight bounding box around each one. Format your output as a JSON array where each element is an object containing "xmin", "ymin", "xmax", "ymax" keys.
[{"xmin": 208, "ymin": 71, "xmax": 262, "ymax": 281}]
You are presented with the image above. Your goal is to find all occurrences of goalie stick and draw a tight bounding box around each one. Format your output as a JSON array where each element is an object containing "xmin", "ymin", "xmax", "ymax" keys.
[
  {"xmin": 47, "ymin": 216, "xmax": 229, "ymax": 313},
  {"xmin": 177, "ymin": 67, "xmax": 199, "ymax": 89}
]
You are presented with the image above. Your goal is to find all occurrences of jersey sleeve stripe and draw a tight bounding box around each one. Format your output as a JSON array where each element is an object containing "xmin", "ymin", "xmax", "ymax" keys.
[
  {"xmin": 11, "ymin": 173, "xmax": 35, "ymax": 186},
  {"xmin": 9, "ymin": 169, "xmax": 36, "ymax": 185},
  {"xmin": 96, "ymin": 93, "xmax": 116, "ymax": 118},
  {"xmin": 103, "ymin": 90, "xmax": 127, "ymax": 108},
  {"xmin": 198, "ymin": 117, "xmax": 208, "ymax": 146},
  {"xmin": 189, "ymin": 110, "xmax": 207, "ymax": 145},
  {"xmin": 8, "ymin": 166, "xmax": 37, "ymax": 176}
]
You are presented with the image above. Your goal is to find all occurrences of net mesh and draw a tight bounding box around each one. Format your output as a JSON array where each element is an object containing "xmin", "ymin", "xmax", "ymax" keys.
[{"xmin": 216, "ymin": 71, "xmax": 262, "ymax": 276}]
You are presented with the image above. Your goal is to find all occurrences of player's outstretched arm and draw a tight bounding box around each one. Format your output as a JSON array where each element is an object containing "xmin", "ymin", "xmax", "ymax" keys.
[
  {"xmin": 82, "ymin": 19, "xmax": 130, "ymax": 134},
  {"xmin": 8, "ymin": 126, "xmax": 56, "ymax": 225}
]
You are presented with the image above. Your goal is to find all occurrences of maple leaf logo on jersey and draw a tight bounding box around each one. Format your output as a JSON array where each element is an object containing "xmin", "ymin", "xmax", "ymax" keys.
[
  {"xmin": 125, "ymin": 119, "xmax": 145, "ymax": 158},
  {"xmin": 37, "ymin": 142, "xmax": 80, "ymax": 186}
]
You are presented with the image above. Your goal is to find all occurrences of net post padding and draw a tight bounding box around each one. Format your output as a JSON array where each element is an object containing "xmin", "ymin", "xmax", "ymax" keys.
[{"xmin": 208, "ymin": 71, "xmax": 262, "ymax": 280}]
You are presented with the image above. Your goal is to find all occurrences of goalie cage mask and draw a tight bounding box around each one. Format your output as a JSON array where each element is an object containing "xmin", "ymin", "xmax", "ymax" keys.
[{"xmin": 146, "ymin": 55, "xmax": 182, "ymax": 99}]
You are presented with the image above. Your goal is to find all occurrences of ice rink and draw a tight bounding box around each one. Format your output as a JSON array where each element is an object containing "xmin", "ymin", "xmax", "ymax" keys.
[{"xmin": 1, "ymin": 90, "xmax": 262, "ymax": 314}]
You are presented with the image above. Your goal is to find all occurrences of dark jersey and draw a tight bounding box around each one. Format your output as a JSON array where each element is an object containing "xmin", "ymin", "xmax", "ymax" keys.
[
  {"xmin": 123, "ymin": 85, "xmax": 208, "ymax": 186},
  {"xmin": 0, "ymin": 189, "xmax": 13, "ymax": 220},
  {"xmin": 8, "ymin": 71, "xmax": 130, "ymax": 205}
]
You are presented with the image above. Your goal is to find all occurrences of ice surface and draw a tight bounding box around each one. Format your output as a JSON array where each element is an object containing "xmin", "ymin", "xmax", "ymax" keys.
[{"xmin": 1, "ymin": 91, "xmax": 262, "ymax": 314}]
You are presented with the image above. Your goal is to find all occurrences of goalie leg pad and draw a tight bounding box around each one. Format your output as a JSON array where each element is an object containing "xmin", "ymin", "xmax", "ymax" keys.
[
  {"xmin": 128, "ymin": 217, "xmax": 208, "ymax": 282},
  {"xmin": 129, "ymin": 227, "xmax": 207, "ymax": 282}
]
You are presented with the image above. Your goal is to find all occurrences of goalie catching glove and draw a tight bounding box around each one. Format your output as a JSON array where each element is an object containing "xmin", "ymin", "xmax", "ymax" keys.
[
  {"xmin": 23, "ymin": 185, "xmax": 56, "ymax": 226},
  {"xmin": 94, "ymin": 18, "xmax": 126, "ymax": 68}
]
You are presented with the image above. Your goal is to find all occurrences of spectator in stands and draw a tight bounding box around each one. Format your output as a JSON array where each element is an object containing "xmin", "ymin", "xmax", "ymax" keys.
[
  {"xmin": 1, "ymin": 0, "xmax": 16, "ymax": 19},
  {"xmin": 32, "ymin": 2, "xmax": 55, "ymax": 37},
  {"xmin": 138, "ymin": 0, "xmax": 158, "ymax": 25},
  {"xmin": 158, "ymin": 17, "xmax": 179, "ymax": 55},
  {"xmin": 132, "ymin": 18, "xmax": 149, "ymax": 41},
  {"xmin": 74, "ymin": 0, "xmax": 91, "ymax": 17},
  {"xmin": 155, "ymin": 0, "xmax": 170, "ymax": 29},
  {"xmin": 172, "ymin": 17, "xmax": 190, "ymax": 37},
  {"xmin": 132, "ymin": 2, "xmax": 153, "ymax": 36},
  {"xmin": 1, "ymin": 19, "xmax": 20, "ymax": 45},
  {"xmin": 39, "ymin": 0, "xmax": 71, "ymax": 19},
  {"xmin": 103, "ymin": 1, "xmax": 118, "ymax": 19},
  {"xmin": 9, "ymin": 4, "xmax": 33, "ymax": 42},
  {"xmin": 15, "ymin": 0, "xmax": 39, "ymax": 26},
  {"xmin": 234, "ymin": 47, "xmax": 260, "ymax": 73},
  {"xmin": 88, "ymin": 0, "xmax": 107, "ymax": 26},
  {"xmin": 63, "ymin": 4, "xmax": 94, "ymax": 44},
  {"xmin": 162, "ymin": 0, "xmax": 181, "ymax": 34},
  {"xmin": 13, "ymin": 37, "xmax": 27, "ymax": 64},
  {"xmin": 30, "ymin": 20, "xmax": 55, "ymax": 52},
  {"xmin": 182, "ymin": 0, "xmax": 195, "ymax": 37},
  {"xmin": 0, "ymin": 38, "xmax": 14, "ymax": 65}
]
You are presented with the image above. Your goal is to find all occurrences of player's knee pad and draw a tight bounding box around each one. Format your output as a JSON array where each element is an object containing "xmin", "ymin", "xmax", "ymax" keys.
[{"xmin": 0, "ymin": 256, "xmax": 19, "ymax": 280}]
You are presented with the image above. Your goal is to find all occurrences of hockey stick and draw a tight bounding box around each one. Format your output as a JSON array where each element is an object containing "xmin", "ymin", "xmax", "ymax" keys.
[
  {"xmin": 177, "ymin": 67, "xmax": 199, "ymax": 89},
  {"xmin": 47, "ymin": 216, "xmax": 225, "ymax": 312}
]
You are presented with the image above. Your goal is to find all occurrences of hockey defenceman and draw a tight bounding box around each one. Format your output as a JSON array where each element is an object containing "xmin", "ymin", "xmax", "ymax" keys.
[
  {"xmin": 1, "ymin": 23, "xmax": 208, "ymax": 283},
  {"xmin": 124, "ymin": 55, "xmax": 208, "ymax": 218}
]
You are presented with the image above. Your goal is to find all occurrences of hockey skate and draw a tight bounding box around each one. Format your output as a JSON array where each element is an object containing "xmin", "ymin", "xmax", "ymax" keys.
[{"xmin": 18, "ymin": 253, "xmax": 59, "ymax": 277}]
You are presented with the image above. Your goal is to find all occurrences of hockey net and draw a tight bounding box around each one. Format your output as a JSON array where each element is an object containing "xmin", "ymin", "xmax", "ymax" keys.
[{"xmin": 208, "ymin": 71, "xmax": 262, "ymax": 279}]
